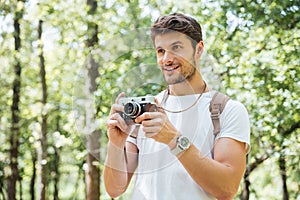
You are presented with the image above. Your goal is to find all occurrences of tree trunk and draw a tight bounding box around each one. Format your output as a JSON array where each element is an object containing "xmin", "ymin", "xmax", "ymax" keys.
[
  {"xmin": 53, "ymin": 146, "xmax": 59, "ymax": 200},
  {"xmin": 8, "ymin": 1, "xmax": 24, "ymax": 199},
  {"xmin": 279, "ymin": 154, "xmax": 289, "ymax": 200},
  {"xmin": 85, "ymin": 127, "xmax": 101, "ymax": 198},
  {"xmin": 30, "ymin": 152, "xmax": 37, "ymax": 200},
  {"xmin": 241, "ymin": 168, "xmax": 250, "ymax": 200},
  {"xmin": 85, "ymin": 0, "xmax": 101, "ymax": 199},
  {"xmin": 19, "ymin": 174, "xmax": 23, "ymax": 200},
  {"xmin": 37, "ymin": 19, "xmax": 48, "ymax": 200},
  {"xmin": 0, "ymin": 161, "xmax": 4, "ymax": 199},
  {"xmin": 85, "ymin": 55, "xmax": 101, "ymax": 200},
  {"xmin": 240, "ymin": 153, "xmax": 251, "ymax": 200},
  {"xmin": 53, "ymin": 113, "xmax": 61, "ymax": 200}
]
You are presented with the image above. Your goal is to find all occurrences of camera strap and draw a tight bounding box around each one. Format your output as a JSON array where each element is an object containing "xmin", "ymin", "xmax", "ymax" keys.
[{"xmin": 160, "ymin": 81, "xmax": 207, "ymax": 113}]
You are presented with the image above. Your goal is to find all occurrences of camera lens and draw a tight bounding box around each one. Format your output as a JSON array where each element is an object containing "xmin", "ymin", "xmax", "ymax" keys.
[{"xmin": 124, "ymin": 102, "xmax": 141, "ymax": 118}]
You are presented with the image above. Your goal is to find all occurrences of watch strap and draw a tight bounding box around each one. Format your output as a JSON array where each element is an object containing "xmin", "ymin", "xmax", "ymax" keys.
[{"xmin": 171, "ymin": 144, "xmax": 183, "ymax": 155}]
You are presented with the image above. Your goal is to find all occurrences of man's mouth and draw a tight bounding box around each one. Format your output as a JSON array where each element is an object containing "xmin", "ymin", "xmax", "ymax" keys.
[{"xmin": 163, "ymin": 65, "xmax": 180, "ymax": 71}]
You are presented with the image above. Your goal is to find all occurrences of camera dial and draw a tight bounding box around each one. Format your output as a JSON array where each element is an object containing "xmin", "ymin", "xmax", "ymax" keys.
[{"xmin": 124, "ymin": 102, "xmax": 141, "ymax": 118}]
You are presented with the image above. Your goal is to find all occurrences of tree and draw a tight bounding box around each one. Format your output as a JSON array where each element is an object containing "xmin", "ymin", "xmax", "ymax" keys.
[
  {"xmin": 84, "ymin": 0, "xmax": 101, "ymax": 199},
  {"xmin": 7, "ymin": 1, "xmax": 25, "ymax": 199},
  {"xmin": 36, "ymin": 19, "xmax": 48, "ymax": 200}
]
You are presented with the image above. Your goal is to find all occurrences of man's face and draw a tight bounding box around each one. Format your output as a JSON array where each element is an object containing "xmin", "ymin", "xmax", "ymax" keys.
[{"xmin": 154, "ymin": 32, "xmax": 198, "ymax": 85}]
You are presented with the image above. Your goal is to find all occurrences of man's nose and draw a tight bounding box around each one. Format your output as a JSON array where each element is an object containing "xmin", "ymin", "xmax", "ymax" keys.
[{"xmin": 162, "ymin": 50, "xmax": 174, "ymax": 64}]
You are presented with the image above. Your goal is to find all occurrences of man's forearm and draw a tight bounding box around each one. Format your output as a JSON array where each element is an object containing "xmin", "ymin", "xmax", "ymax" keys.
[
  {"xmin": 177, "ymin": 139, "xmax": 247, "ymax": 200},
  {"xmin": 103, "ymin": 142, "xmax": 129, "ymax": 198}
]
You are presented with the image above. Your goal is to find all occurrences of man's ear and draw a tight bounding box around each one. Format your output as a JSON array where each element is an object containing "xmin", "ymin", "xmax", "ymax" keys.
[{"xmin": 196, "ymin": 41, "xmax": 204, "ymax": 56}]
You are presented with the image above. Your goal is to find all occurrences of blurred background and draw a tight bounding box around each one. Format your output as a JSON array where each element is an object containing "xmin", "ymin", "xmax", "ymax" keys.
[{"xmin": 0, "ymin": 0, "xmax": 299, "ymax": 199}]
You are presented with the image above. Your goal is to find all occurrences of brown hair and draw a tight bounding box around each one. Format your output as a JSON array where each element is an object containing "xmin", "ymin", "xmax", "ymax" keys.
[{"xmin": 150, "ymin": 13, "xmax": 203, "ymax": 48}]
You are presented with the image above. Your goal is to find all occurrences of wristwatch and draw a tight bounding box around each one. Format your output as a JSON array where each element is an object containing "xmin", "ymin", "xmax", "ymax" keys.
[{"xmin": 171, "ymin": 136, "xmax": 191, "ymax": 156}]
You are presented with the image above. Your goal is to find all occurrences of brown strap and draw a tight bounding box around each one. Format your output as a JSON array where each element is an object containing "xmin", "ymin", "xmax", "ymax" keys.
[{"xmin": 209, "ymin": 92, "xmax": 230, "ymax": 136}]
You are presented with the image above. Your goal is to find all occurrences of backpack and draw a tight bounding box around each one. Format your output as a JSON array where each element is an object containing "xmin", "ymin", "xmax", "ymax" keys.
[{"xmin": 209, "ymin": 91, "xmax": 230, "ymax": 136}]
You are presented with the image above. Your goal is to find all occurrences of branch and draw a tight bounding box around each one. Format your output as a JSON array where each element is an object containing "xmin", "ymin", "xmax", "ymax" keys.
[
  {"xmin": 248, "ymin": 153, "xmax": 270, "ymax": 174},
  {"xmin": 282, "ymin": 121, "xmax": 300, "ymax": 137},
  {"xmin": 246, "ymin": 122, "xmax": 300, "ymax": 176}
]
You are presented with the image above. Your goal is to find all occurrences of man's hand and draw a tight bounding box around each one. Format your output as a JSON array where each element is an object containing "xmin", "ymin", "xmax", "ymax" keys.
[
  {"xmin": 106, "ymin": 92, "xmax": 133, "ymax": 147},
  {"xmin": 134, "ymin": 98, "xmax": 180, "ymax": 147}
]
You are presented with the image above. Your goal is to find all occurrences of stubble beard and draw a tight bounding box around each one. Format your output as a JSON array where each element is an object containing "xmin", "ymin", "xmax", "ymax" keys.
[{"xmin": 163, "ymin": 59, "xmax": 197, "ymax": 85}]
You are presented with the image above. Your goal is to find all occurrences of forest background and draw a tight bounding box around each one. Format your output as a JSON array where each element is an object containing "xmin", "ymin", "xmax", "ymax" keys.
[{"xmin": 0, "ymin": 0, "xmax": 299, "ymax": 200}]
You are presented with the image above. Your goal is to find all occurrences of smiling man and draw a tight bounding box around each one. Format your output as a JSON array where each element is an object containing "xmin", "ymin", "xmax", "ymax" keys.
[{"xmin": 104, "ymin": 13, "xmax": 250, "ymax": 200}]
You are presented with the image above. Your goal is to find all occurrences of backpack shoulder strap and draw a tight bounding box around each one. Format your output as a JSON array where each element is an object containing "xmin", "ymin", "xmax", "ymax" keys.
[{"xmin": 209, "ymin": 91, "xmax": 230, "ymax": 136}]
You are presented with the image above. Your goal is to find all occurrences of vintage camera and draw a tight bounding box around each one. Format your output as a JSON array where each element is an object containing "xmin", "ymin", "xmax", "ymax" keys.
[{"xmin": 119, "ymin": 96, "xmax": 157, "ymax": 124}]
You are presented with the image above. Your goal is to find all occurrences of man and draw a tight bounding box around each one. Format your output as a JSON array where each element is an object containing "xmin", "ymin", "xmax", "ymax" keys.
[{"xmin": 104, "ymin": 13, "xmax": 250, "ymax": 200}]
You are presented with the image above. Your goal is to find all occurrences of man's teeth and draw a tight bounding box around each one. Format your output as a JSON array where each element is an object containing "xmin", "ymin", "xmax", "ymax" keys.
[{"xmin": 165, "ymin": 66, "xmax": 179, "ymax": 71}]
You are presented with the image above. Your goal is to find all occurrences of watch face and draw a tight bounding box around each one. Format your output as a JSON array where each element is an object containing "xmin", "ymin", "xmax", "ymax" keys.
[{"xmin": 179, "ymin": 136, "xmax": 190, "ymax": 148}]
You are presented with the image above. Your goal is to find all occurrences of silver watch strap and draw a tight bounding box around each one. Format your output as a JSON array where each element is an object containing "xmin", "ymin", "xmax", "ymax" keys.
[{"xmin": 171, "ymin": 145, "xmax": 183, "ymax": 155}]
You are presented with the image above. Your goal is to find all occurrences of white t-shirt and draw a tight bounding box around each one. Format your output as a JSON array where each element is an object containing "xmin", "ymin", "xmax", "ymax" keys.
[{"xmin": 129, "ymin": 91, "xmax": 250, "ymax": 200}]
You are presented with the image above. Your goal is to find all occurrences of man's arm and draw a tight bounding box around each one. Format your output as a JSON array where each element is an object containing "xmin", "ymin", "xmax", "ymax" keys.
[
  {"xmin": 103, "ymin": 141, "xmax": 138, "ymax": 198},
  {"xmin": 177, "ymin": 138, "xmax": 247, "ymax": 200},
  {"xmin": 103, "ymin": 92, "xmax": 139, "ymax": 198}
]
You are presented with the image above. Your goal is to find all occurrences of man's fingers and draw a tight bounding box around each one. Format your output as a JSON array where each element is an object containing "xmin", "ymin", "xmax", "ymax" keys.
[
  {"xmin": 108, "ymin": 113, "xmax": 128, "ymax": 132},
  {"xmin": 142, "ymin": 126, "xmax": 161, "ymax": 134},
  {"xmin": 106, "ymin": 119, "xmax": 119, "ymax": 129},
  {"xmin": 145, "ymin": 132, "xmax": 158, "ymax": 138},
  {"xmin": 110, "ymin": 104, "xmax": 124, "ymax": 114},
  {"xmin": 141, "ymin": 117, "xmax": 163, "ymax": 127},
  {"xmin": 135, "ymin": 112, "xmax": 166, "ymax": 125},
  {"xmin": 109, "ymin": 92, "xmax": 125, "ymax": 115},
  {"xmin": 140, "ymin": 116, "xmax": 165, "ymax": 137},
  {"xmin": 135, "ymin": 112, "xmax": 157, "ymax": 123},
  {"xmin": 115, "ymin": 92, "xmax": 126, "ymax": 104}
]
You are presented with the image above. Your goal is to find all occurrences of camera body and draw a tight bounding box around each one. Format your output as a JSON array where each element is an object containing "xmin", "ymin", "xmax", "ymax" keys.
[{"xmin": 119, "ymin": 96, "xmax": 157, "ymax": 124}]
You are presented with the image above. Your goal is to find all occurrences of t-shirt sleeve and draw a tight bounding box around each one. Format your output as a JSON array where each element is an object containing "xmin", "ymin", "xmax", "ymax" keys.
[{"xmin": 215, "ymin": 100, "xmax": 251, "ymax": 154}]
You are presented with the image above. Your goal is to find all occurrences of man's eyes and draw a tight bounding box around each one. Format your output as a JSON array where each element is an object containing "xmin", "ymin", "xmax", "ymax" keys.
[
  {"xmin": 157, "ymin": 49, "xmax": 165, "ymax": 54},
  {"xmin": 172, "ymin": 45, "xmax": 182, "ymax": 50},
  {"xmin": 156, "ymin": 45, "xmax": 183, "ymax": 54}
]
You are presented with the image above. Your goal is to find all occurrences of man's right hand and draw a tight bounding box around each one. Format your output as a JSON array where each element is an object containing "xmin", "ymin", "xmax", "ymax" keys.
[{"xmin": 106, "ymin": 92, "xmax": 132, "ymax": 147}]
